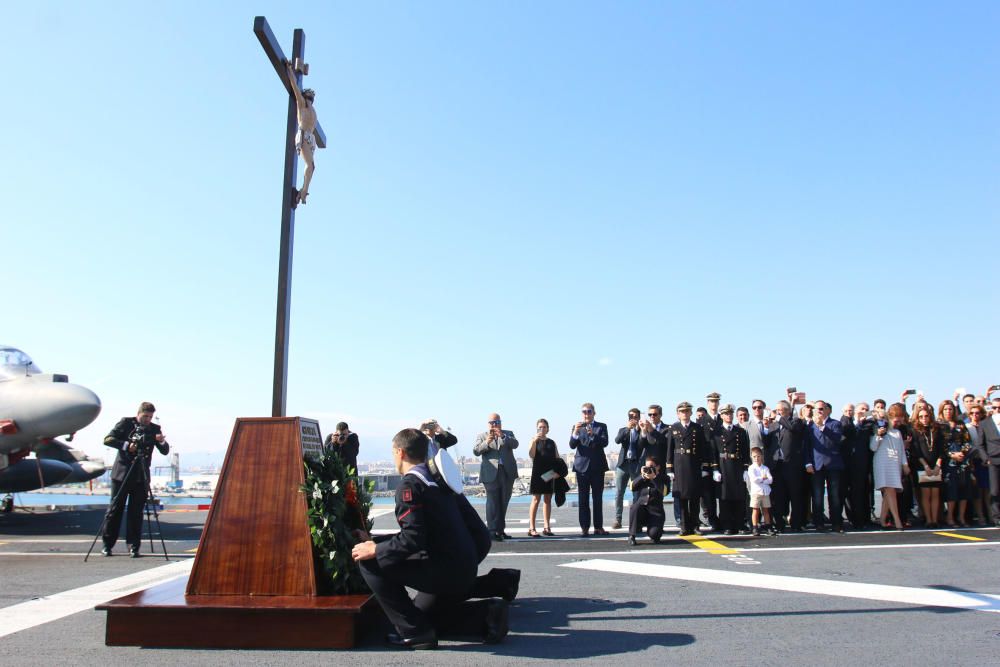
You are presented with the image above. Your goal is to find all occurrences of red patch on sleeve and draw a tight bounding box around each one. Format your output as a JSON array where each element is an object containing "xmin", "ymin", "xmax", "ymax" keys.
[{"xmin": 402, "ymin": 488, "xmax": 412, "ymax": 502}]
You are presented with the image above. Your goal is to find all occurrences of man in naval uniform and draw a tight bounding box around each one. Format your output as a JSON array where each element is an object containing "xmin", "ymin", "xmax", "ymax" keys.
[
  {"xmin": 697, "ymin": 392, "xmax": 724, "ymax": 531},
  {"xmin": 666, "ymin": 401, "xmax": 710, "ymax": 536},
  {"xmin": 352, "ymin": 428, "xmax": 511, "ymax": 649},
  {"xmin": 713, "ymin": 404, "xmax": 751, "ymax": 535}
]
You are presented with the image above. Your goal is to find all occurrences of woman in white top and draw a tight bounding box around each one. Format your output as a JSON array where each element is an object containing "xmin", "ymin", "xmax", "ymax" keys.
[{"xmin": 871, "ymin": 403, "xmax": 911, "ymax": 531}]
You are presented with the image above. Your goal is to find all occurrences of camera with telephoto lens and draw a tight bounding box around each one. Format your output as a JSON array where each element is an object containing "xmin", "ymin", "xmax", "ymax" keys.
[{"xmin": 129, "ymin": 426, "xmax": 152, "ymax": 455}]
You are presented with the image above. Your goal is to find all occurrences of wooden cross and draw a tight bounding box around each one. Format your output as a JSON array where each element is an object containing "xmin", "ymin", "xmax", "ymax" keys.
[{"xmin": 253, "ymin": 16, "xmax": 327, "ymax": 417}]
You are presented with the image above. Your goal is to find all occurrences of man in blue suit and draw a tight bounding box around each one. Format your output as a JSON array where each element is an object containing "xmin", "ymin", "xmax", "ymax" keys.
[
  {"xmin": 570, "ymin": 402, "xmax": 610, "ymax": 536},
  {"xmin": 803, "ymin": 400, "xmax": 847, "ymax": 532}
]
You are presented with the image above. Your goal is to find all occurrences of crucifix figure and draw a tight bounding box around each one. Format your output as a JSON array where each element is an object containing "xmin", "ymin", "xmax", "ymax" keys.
[{"xmin": 285, "ymin": 60, "xmax": 318, "ymax": 206}]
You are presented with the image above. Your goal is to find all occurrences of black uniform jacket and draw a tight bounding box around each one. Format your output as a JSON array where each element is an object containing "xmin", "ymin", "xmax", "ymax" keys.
[
  {"xmin": 631, "ymin": 473, "xmax": 667, "ymax": 510},
  {"xmin": 666, "ymin": 421, "xmax": 709, "ymax": 499},
  {"xmin": 714, "ymin": 424, "xmax": 750, "ymax": 499},
  {"xmin": 104, "ymin": 417, "xmax": 169, "ymax": 483},
  {"xmin": 374, "ymin": 464, "xmax": 478, "ymax": 588},
  {"xmin": 324, "ymin": 432, "xmax": 361, "ymax": 471}
]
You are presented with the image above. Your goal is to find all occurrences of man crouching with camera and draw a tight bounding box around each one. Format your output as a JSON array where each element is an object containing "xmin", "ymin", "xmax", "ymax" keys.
[
  {"xmin": 101, "ymin": 401, "xmax": 169, "ymax": 557},
  {"xmin": 627, "ymin": 455, "xmax": 667, "ymax": 545}
]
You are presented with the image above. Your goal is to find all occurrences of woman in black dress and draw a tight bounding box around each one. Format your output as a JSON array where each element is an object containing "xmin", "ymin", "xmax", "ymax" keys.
[
  {"xmin": 911, "ymin": 405, "xmax": 943, "ymax": 528},
  {"xmin": 528, "ymin": 418, "xmax": 560, "ymax": 537}
]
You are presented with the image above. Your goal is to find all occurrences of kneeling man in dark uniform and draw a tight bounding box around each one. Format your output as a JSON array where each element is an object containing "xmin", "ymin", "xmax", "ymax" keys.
[
  {"xmin": 351, "ymin": 428, "xmax": 513, "ymax": 649},
  {"xmin": 628, "ymin": 455, "xmax": 667, "ymax": 545}
]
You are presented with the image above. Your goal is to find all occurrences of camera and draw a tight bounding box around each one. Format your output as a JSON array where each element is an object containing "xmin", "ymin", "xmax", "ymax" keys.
[
  {"xmin": 877, "ymin": 419, "xmax": 887, "ymax": 429},
  {"xmin": 641, "ymin": 465, "xmax": 656, "ymax": 475}
]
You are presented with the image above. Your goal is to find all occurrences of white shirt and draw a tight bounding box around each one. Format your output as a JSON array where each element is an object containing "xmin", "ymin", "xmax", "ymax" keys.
[{"xmin": 745, "ymin": 463, "xmax": 772, "ymax": 495}]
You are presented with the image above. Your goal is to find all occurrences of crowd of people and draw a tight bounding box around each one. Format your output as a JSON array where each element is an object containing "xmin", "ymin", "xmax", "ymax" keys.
[{"xmin": 324, "ymin": 388, "xmax": 1000, "ymax": 545}]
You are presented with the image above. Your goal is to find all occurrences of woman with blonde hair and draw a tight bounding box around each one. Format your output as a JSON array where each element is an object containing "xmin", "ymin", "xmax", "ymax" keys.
[
  {"xmin": 871, "ymin": 403, "xmax": 911, "ymax": 530},
  {"xmin": 911, "ymin": 404, "xmax": 943, "ymax": 528}
]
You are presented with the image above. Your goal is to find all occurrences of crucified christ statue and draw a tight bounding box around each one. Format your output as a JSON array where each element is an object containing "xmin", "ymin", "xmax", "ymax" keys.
[{"xmin": 285, "ymin": 60, "xmax": 318, "ymax": 205}]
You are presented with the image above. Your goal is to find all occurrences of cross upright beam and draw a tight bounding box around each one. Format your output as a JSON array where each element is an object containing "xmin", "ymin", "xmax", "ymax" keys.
[{"xmin": 253, "ymin": 15, "xmax": 325, "ymax": 417}]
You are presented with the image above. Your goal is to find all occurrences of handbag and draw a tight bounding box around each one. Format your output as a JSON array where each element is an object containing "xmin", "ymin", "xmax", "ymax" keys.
[{"xmin": 917, "ymin": 470, "xmax": 942, "ymax": 484}]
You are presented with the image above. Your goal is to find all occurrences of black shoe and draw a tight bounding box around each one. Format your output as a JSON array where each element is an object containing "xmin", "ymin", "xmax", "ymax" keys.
[
  {"xmin": 724, "ymin": 529, "xmax": 737, "ymax": 536},
  {"xmin": 751, "ymin": 528, "xmax": 761, "ymax": 537},
  {"xmin": 387, "ymin": 630, "xmax": 438, "ymax": 650},
  {"xmin": 129, "ymin": 548, "xmax": 140, "ymax": 558},
  {"xmin": 101, "ymin": 547, "xmax": 112, "ymax": 557},
  {"xmin": 502, "ymin": 533, "xmax": 513, "ymax": 540},
  {"xmin": 627, "ymin": 535, "xmax": 636, "ymax": 546},
  {"xmin": 484, "ymin": 599, "xmax": 509, "ymax": 644},
  {"xmin": 492, "ymin": 532, "xmax": 504, "ymax": 542},
  {"xmin": 499, "ymin": 568, "xmax": 520, "ymax": 602},
  {"xmin": 769, "ymin": 526, "xmax": 779, "ymax": 536}
]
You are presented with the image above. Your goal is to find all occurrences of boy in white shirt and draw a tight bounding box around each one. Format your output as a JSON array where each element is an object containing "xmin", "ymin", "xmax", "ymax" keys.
[{"xmin": 745, "ymin": 446, "xmax": 776, "ymax": 536}]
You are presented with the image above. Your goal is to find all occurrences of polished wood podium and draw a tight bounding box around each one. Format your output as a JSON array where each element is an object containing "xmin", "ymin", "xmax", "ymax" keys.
[{"xmin": 98, "ymin": 417, "xmax": 375, "ymax": 649}]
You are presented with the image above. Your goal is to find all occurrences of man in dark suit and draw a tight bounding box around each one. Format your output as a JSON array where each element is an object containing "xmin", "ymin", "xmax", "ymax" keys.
[
  {"xmin": 666, "ymin": 401, "xmax": 710, "ymax": 536},
  {"xmin": 352, "ymin": 429, "xmax": 511, "ymax": 649},
  {"xmin": 570, "ymin": 402, "xmax": 610, "ymax": 536},
  {"xmin": 840, "ymin": 403, "xmax": 875, "ymax": 529},
  {"xmin": 101, "ymin": 401, "xmax": 170, "ymax": 557},
  {"xmin": 804, "ymin": 400, "xmax": 848, "ymax": 532},
  {"xmin": 325, "ymin": 421, "xmax": 361, "ymax": 472},
  {"xmin": 473, "ymin": 413, "xmax": 519, "ymax": 541},
  {"xmin": 766, "ymin": 399, "xmax": 807, "ymax": 532},
  {"xmin": 613, "ymin": 408, "xmax": 645, "ymax": 529},
  {"xmin": 420, "ymin": 418, "xmax": 457, "ymax": 459},
  {"xmin": 641, "ymin": 404, "xmax": 677, "ymax": 526}
]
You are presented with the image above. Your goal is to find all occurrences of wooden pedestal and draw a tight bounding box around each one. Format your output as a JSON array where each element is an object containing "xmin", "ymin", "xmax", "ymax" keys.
[{"xmin": 97, "ymin": 417, "xmax": 373, "ymax": 649}]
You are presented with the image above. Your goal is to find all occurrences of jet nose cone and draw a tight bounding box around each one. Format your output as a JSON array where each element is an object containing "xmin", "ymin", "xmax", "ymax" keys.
[{"xmin": 43, "ymin": 383, "xmax": 102, "ymax": 435}]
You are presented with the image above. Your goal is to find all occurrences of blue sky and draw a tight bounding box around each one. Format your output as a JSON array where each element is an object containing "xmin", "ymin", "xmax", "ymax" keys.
[{"xmin": 4, "ymin": 2, "xmax": 998, "ymax": 466}]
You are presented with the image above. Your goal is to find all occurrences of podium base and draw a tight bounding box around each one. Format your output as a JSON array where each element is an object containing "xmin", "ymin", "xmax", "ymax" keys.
[{"xmin": 98, "ymin": 575, "xmax": 376, "ymax": 649}]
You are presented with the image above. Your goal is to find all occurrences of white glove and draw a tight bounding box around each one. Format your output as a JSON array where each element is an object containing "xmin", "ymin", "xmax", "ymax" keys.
[
  {"xmin": 701, "ymin": 470, "xmax": 709, "ymax": 477},
  {"xmin": 667, "ymin": 472, "xmax": 675, "ymax": 480},
  {"xmin": 712, "ymin": 471, "xmax": 722, "ymax": 483}
]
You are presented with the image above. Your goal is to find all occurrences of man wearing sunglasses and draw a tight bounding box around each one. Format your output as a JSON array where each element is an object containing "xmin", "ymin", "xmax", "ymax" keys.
[
  {"xmin": 570, "ymin": 403, "xmax": 610, "ymax": 536},
  {"xmin": 473, "ymin": 414, "xmax": 519, "ymax": 541}
]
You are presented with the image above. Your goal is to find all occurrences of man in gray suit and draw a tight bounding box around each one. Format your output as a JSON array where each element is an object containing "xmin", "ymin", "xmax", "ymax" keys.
[
  {"xmin": 474, "ymin": 413, "xmax": 519, "ymax": 541},
  {"xmin": 972, "ymin": 405, "xmax": 1000, "ymax": 526}
]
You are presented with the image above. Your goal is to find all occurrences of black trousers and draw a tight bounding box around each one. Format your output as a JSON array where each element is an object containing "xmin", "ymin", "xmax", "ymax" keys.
[
  {"xmin": 770, "ymin": 461, "xmax": 789, "ymax": 529},
  {"xmin": 676, "ymin": 496, "xmax": 700, "ymax": 533},
  {"xmin": 359, "ymin": 558, "xmax": 487, "ymax": 639},
  {"xmin": 577, "ymin": 468, "xmax": 605, "ymax": 532},
  {"xmin": 699, "ymin": 481, "xmax": 719, "ymax": 528},
  {"xmin": 102, "ymin": 479, "xmax": 146, "ymax": 550},
  {"xmin": 719, "ymin": 498, "xmax": 744, "ymax": 532},
  {"xmin": 846, "ymin": 461, "xmax": 871, "ymax": 528},
  {"xmin": 629, "ymin": 503, "xmax": 665, "ymax": 542}
]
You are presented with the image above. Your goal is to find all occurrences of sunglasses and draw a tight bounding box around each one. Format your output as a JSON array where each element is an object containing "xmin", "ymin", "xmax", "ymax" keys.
[
  {"xmin": 582, "ymin": 409, "xmax": 594, "ymax": 414},
  {"xmin": 488, "ymin": 420, "xmax": 501, "ymax": 426}
]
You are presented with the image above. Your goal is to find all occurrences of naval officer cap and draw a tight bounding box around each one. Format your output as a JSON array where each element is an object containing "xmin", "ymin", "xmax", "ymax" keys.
[
  {"xmin": 720, "ymin": 404, "xmax": 735, "ymax": 415},
  {"xmin": 706, "ymin": 392, "xmax": 721, "ymax": 401},
  {"xmin": 676, "ymin": 401, "xmax": 693, "ymax": 411}
]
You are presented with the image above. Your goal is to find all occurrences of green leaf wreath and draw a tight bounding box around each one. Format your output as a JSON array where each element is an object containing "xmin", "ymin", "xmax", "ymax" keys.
[{"xmin": 302, "ymin": 449, "xmax": 375, "ymax": 595}]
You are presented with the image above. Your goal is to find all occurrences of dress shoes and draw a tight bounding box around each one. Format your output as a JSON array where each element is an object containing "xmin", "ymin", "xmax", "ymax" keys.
[
  {"xmin": 594, "ymin": 528, "xmax": 609, "ymax": 536},
  {"xmin": 500, "ymin": 568, "xmax": 520, "ymax": 602},
  {"xmin": 492, "ymin": 532, "xmax": 504, "ymax": 542},
  {"xmin": 502, "ymin": 532, "xmax": 513, "ymax": 540},
  {"xmin": 484, "ymin": 599, "xmax": 509, "ymax": 644},
  {"xmin": 626, "ymin": 535, "xmax": 636, "ymax": 546},
  {"xmin": 129, "ymin": 548, "xmax": 140, "ymax": 558},
  {"xmin": 386, "ymin": 630, "xmax": 438, "ymax": 650},
  {"xmin": 724, "ymin": 529, "xmax": 737, "ymax": 536},
  {"xmin": 611, "ymin": 521, "xmax": 622, "ymax": 529},
  {"xmin": 101, "ymin": 547, "xmax": 112, "ymax": 557}
]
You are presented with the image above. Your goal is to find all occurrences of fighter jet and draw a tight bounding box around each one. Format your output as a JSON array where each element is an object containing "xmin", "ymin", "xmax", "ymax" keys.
[{"xmin": 0, "ymin": 346, "xmax": 106, "ymax": 495}]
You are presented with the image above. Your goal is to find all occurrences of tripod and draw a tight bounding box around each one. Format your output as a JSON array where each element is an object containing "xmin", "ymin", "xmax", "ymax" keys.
[{"xmin": 85, "ymin": 448, "xmax": 169, "ymax": 562}]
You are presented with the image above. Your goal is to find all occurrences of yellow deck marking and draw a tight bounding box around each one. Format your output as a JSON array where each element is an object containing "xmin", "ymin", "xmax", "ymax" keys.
[
  {"xmin": 185, "ymin": 547, "xmax": 198, "ymax": 553},
  {"xmin": 679, "ymin": 534, "xmax": 739, "ymax": 555},
  {"xmin": 934, "ymin": 531, "xmax": 986, "ymax": 542}
]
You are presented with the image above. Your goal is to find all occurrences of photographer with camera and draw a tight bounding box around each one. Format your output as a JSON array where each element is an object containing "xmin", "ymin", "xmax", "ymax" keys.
[
  {"xmin": 324, "ymin": 421, "xmax": 361, "ymax": 472},
  {"xmin": 100, "ymin": 401, "xmax": 169, "ymax": 557},
  {"xmin": 627, "ymin": 455, "xmax": 667, "ymax": 545}
]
